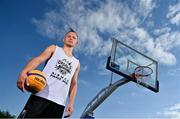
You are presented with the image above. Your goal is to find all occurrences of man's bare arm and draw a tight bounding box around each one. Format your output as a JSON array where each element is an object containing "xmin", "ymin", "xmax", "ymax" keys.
[
  {"xmin": 17, "ymin": 45, "xmax": 56, "ymax": 92},
  {"xmin": 65, "ymin": 63, "xmax": 80, "ymax": 117}
]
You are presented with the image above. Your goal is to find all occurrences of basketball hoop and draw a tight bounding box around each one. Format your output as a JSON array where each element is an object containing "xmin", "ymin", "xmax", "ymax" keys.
[{"xmin": 132, "ymin": 66, "xmax": 153, "ymax": 86}]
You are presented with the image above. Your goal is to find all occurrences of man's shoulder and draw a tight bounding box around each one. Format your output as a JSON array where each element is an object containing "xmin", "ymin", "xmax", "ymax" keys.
[
  {"xmin": 48, "ymin": 44, "xmax": 62, "ymax": 51},
  {"xmin": 55, "ymin": 45, "xmax": 63, "ymax": 50},
  {"xmin": 72, "ymin": 56, "xmax": 79, "ymax": 61},
  {"xmin": 47, "ymin": 44, "xmax": 56, "ymax": 50}
]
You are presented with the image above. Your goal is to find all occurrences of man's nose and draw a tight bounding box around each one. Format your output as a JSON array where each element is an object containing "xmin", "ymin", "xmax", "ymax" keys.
[{"xmin": 69, "ymin": 37, "xmax": 73, "ymax": 40}]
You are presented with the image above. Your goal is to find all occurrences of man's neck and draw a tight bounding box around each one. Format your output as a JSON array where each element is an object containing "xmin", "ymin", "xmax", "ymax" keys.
[{"xmin": 63, "ymin": 46, "xmax": 73, "ymax": 57}]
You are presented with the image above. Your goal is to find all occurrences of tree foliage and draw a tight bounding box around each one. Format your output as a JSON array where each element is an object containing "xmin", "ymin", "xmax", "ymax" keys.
[{"xmin": 0, "ymin": 110, "xmax": 15, "ymax": 118}]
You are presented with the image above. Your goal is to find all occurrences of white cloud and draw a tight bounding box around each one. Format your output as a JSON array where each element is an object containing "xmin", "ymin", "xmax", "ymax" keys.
[
  {"xmin": 146, "ymin": 20, "xmax": 154, "ymax": 28},
  {"xmin": 167, "ymin": 3, "xmax": 180, "ymax": 17},
  {"xmin": 155, "ymin": 31, "xmax": 180, "ymax": 51},
  {"xmin": 32, "ymin": 11, "xmax": 64, "ymax": 40},
  {"xmin": 132, "ymin": 0, "xmax": 156, "ymax": 20},
  {"xmin": 151, "ymin": 44, "xmax": 176, "ymax": 65},
  {"xmin": 170, "ymin": 13, "xmax": 180, "ymax": 26},
  {"xmin": 160, "ymin": 103, "xmax": 180, "ymax": 119},
  {"xmin": 32, "ymin": 0, "xmax": 180, "ymax": 67},
  {"xmin": 81, "ymin": 65, "xmax": 88, "ymax": 71},
  {"xmin": 116, "ymin": 27, "xmax": 180, "ymax": 66},
  {"xmin": 97, "ymin": 58, "xmax": 110, "ymax": 76},
  {"xmin": 153, "ymin": 27, "xmax": 171, "ymax": 36},
  {"xmin": 168, "ymin": 67, "xmax": 180, "ymax": 76},
  {"xmin": 152, "ymin": 30, "xmax": 180, "ymax": 65},
  {"xmin": 78, "ymin": 79, "xmax": 88, "ymax": 86},
  {"xmin": 169, "ymin": 103, "xmax": 180, "ymax": 110},
  {"xmin": 32, "ymin": 0, "xmax": 155, "ymax": 57},
  {"xmin": 167, "ymin": 3, "xmax": 180, "ymax": 26}
]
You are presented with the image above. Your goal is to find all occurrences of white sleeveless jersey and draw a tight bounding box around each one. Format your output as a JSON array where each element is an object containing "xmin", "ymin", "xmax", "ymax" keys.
[{"xmin": 35, "ymin": 45, "xmax": 79, "ymax": 106}]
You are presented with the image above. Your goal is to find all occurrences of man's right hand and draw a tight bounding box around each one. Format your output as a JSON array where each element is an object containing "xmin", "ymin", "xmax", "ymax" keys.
[
  {"xmin": 17, "ymin": 71, "xmax": 29, "ymax": 92},
  {"xmin": 16, "ymin": 45, "xmax": 56, "ymax": 92}
]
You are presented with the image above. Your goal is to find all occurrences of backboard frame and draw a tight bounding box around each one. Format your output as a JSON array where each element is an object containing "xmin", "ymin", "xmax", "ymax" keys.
[{"xmin": 106, "ymin": 38, "xmax": 159, "ymax": 93}]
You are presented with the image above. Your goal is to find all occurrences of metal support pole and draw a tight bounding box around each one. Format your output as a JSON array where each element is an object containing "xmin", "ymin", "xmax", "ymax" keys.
[{"xmin": 80, "ymin": 78, "xmax": 130, "ymax": 118}]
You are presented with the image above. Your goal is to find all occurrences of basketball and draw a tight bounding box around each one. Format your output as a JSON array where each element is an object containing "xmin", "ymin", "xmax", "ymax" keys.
[{"xmin": 24, "ymin": 70, "xmax": 46, "ymax": 93}]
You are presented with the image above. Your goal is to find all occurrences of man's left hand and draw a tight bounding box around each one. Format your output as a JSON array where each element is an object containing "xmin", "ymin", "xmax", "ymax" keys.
[{"xmin": 64, "ymin": 104, "xmax": 73, "ymax": 118}]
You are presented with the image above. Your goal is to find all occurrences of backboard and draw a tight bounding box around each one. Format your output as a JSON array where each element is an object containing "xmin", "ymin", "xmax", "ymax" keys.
[{"xmin": 106, "ymin": 38, "xmax": 159, "ymax": 92}]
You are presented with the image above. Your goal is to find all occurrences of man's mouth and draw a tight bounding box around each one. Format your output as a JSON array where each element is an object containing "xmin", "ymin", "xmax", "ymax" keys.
[{"xmin": 68, "ymin": 40, "xmax": 73, "ymax": 43}]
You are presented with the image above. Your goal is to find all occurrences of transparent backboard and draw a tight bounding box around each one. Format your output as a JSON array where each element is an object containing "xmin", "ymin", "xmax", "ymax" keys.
[{"xmin": 106, "ymin": 38, "xmax": 159, "ymax": 92}]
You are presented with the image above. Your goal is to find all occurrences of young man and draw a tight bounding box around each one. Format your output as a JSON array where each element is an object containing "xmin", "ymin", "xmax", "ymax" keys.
[{"xmin": 17, "ymin": 29, "xmax": 80, "ymax": 118}]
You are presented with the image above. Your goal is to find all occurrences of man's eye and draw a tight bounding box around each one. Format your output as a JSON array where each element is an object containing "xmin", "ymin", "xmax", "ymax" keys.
[{"xmin": 73, "ymin": 36, "xmax": 76, "ymax": 39}]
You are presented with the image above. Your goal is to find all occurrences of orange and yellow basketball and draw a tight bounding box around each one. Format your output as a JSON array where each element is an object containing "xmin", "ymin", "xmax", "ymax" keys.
[{"xmin": 25, "ymin": 70, "xmax": 46, "ymax": 93}]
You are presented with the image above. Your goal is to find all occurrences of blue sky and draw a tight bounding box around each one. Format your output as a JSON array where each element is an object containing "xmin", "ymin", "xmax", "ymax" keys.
[{"xmin": 0, "ymin": 0, "xmax": 180, "ymax": 118}]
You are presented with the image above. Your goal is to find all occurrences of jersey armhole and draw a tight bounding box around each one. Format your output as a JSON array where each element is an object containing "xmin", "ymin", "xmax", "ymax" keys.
[{"xmin": 43, "ymin": 45, "xmax": 58, "ymax": 68}]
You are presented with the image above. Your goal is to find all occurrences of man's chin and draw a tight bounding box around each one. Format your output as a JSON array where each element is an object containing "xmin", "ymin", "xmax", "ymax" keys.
[{"xmin": 65, "ymin": 44, "xmax": 74, "ymax": 48}]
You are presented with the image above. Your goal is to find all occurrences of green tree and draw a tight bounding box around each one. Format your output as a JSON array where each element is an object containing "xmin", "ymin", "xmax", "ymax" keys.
[{"xmin": 0, "ymin": 110, "xmax": 15, "ymax": 118}]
